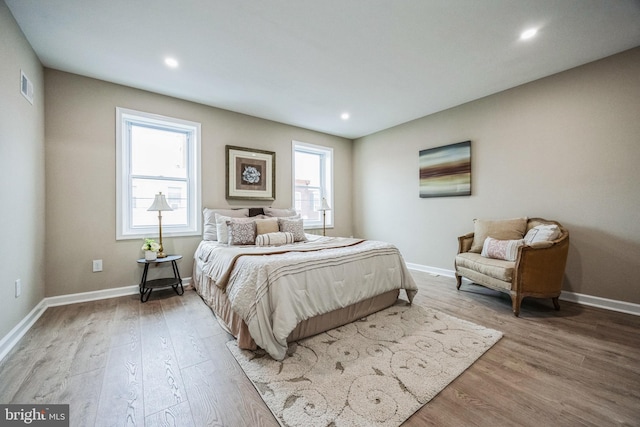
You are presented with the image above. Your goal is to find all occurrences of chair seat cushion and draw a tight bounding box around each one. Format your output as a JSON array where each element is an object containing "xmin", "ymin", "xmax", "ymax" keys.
[{"xmin": 455, "ymin": 252, "xmax": 515, "ymax": 282}]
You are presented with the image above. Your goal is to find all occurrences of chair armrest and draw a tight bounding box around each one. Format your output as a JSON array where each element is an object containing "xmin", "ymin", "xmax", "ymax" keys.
[
  {"xmin": 457, "ymin": 232, "xmax": 475, "ymax": 254},
  {"xmin": 514, "ymin": 234, "xmax": 570, "ymax": 295},
  {"xmin": 528, "ymin": 241, "xmax": 554, "ymax": 249}
]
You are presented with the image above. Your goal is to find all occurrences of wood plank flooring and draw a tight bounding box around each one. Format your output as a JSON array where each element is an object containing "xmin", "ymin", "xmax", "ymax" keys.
[{"xmin": 1, "ymin": 271, "xmax": 639, "ymax": 426}]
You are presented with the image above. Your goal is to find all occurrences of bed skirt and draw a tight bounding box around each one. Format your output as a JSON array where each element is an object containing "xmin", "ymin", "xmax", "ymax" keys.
[{"xmin": 193, "ymin": 259, "xmax": 400, "ymax": 350}]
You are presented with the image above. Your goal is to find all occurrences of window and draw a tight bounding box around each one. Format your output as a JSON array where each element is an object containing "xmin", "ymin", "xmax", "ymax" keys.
[
  {"xmin": 293, "ymin": 141, "xmax": 333, "ymax": 229},
  {"xmin": 116, "ymin": 108, "xmax": 201, "ymax": 239}
]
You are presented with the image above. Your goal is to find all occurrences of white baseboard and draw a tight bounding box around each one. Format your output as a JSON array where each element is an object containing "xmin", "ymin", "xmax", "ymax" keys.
[
  {"xmin": 406, "ymin": 263, "xmax": 640, "ymax": 316},
  {"xmin": 0, "ymin": 299, "xmax": 48, "ymax": 363},
  {"xmin": 405, "ymin": 263, "xmax": 456, "ymax": 278},
  {"xmin": 45, "ymin": 285, "xmax": 140, "ymax": 307},
  {"xmin": 0, "ymin": 277, "xmax": 191, "ymax": 362},
  {"xmin": 558, "ymin": 291, "xmax": 640, "ymax": 316}
]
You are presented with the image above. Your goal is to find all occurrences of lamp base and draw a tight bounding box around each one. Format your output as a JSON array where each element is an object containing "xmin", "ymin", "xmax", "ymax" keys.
[{"xmin": 157, "ymin": 252, "xmax": 167, "ymax": 258}]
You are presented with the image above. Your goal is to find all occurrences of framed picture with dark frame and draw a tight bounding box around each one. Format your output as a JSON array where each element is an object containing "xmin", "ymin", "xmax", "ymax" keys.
[
  {"xmin": 225, "ymin": 145, "xmax": 276, "ymax": 200},
  {"xmin": 419, "ymin": 140, "xmax": 471, "ymax": 198}
]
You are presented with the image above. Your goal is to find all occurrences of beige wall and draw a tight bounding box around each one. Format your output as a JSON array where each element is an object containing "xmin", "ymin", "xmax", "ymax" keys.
[
  {"xmin": 3, "ymin": 0, "xmax": 638, "ymax": 343},
  {"xmin": 353, "ymin": 47, "xmax": 640, "ymax": 304},
  {"xmin": 44, "ymin": 69, "xmax": 352, "ymax": 297},
  {"xmin": 0, "ymin": 1, "xmax": 45, "ymax": 338}
]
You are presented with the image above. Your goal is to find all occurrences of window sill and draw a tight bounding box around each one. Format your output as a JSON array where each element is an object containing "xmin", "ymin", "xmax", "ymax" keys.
[{"xmin": 117, "ymin": 229, "xmax": 202, "ymax": 240}]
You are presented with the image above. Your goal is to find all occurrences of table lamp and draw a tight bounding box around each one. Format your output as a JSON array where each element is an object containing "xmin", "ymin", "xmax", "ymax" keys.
[
  {"xmin": 147, "ymin": 192, "xmax": 173, "ymax": 258},
  {"xmin": 319, "ymin": 197, "xmax": 331, "ymax": 236}
]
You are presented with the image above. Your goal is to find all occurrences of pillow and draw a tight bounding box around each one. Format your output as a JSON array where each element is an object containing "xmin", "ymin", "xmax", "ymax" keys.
[
  {"xmin": 524, "ymin": 224, "xmax": 560, "ymax": 245},
  {"xmin": 255, "ymin": 218, "xmax": 279, "ymax": 235},
  {"xmin": 203, "ymin": 208, "xmax": 248, "ymax": 241},
  {"xmin": 264, "ymin": 207, "xmax": 298, "ymax": 218},
  {"xmin": 255, "ymin": 231, "xmax": 295, "ymax": 246},
  {"xmin": 216, "ymin": 214, "xmax": 253, "ymax": 244},
  {"xmin": 481, "ymin": 237, "xmax": 525, "ymax": 261},
  {"xmin": 278, "ymin": 217, "xmax": 307, "ymax": 242},
  {"xmin": 470, "ymin": 217, "xmax": 528, "ymax": 253},
  {"xmin": 226, "ymin": 220, "xmax": 256, "ymax": 245}
]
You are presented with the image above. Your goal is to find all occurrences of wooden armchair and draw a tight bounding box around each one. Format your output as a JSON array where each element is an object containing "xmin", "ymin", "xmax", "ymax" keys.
[{"xmin": 454, "ymin": 218, "xmax": 569, "ymax": 316}]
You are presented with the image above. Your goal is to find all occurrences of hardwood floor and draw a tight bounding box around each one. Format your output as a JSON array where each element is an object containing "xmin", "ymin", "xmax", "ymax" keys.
[{"xmin": 1, "ymin": 272, "xmax": 639, "ymax": 426}]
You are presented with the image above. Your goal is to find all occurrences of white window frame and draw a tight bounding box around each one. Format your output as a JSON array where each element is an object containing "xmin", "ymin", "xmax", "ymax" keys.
[
  {"xmin": 292, "ymin": 141, "xmax": 333, "ymax": 230},
  {"xmin": 116, "ymin": 107, "xmax": 201, "ymax": 240}
]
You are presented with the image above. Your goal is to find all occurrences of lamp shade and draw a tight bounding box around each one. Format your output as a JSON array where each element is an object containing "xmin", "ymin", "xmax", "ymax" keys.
[
  {"xmin": 319, "ymin": 197, "xmax": 331, "ymax": 211},
  {"xmin": 147, "ymin": 192, "xmax": 173, "ymax": 212}
]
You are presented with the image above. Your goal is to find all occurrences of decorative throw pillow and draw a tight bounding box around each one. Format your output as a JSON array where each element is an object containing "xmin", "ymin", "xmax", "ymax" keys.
[
  {"xmin": 264, "ymin": 207, "xmax": 298, "ymax": 218},
  {"xmin": 226, "ymin": 220, "xmax": 256, "ymax": 245},
  {"xmin": 216, "ymin": 214, "xmax": 253, "ymax": 244},
  {"xmin": 203, "ymin": 208, "xmax": 248, "ymax": 241},
  {"xmin": 255, "ymin": 218, "xmax": 279, "ymax": 235},
  {"xmin": 481, "ymin": 237, "xmax": 525, "ymax": 261},
  {"xmin": 255, "ymin": 232, "xmax": 295, "ymax": 246},
  {"xmin": 470, "ymin": 217, "xmax": 528, "ymax": 253},
  {"xmin": 278, "ymin": 218, "xmax": 307, "ymax": 242},
  {"xmin": 524, "ymin": 224, "xmax": 560, "ymax": 245}
]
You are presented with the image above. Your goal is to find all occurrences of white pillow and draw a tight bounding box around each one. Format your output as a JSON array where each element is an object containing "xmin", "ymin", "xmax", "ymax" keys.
[
  {"xmin": 524, "ymin": 224, "xmax": 560, "ymax": 245},
  {"xmin": 264, "ymin": 207, "xmax": 298, "ymax": 218},
  {"xmin": 255, "ymin": 232, "xmax": 295, "ymax": 246},
  {"xmin": 481, "ymin": 237, "xmax": 525, "ymax": 262},
  {"xmin": 203, "ymin": 208, "xmax": 248, "ymax": 241}
]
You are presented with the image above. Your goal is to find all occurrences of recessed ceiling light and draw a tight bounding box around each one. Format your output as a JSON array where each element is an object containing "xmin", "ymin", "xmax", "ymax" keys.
[
  {"xmin": 520, "ymin": 28, "xmax": 538, "ymax": 40},
  {"xmin": 164, "ymin": 57, "xmax": 179, "ymax": 68},
  {"xmin": 341, "ymin": 112, "xmax": 350, "ymax": 120}
]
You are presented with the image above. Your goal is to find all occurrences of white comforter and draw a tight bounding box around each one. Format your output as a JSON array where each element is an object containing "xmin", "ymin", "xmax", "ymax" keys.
[{"xmin": 195, "ymin": 236, "xmax": 418, "ymax": 360}]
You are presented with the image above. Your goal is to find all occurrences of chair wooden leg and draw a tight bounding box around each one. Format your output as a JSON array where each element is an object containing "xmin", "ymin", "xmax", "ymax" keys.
[
  {"xmin": 511, "ymin": 294, "xmax": 522, "ymax": 317},
  {"xmin": 552, "ymin": 297, "xmax": 560, "ymax": 311},
  {"xmin": 455, "ymin": 274, "xmax": 462, "ymax": 290}
]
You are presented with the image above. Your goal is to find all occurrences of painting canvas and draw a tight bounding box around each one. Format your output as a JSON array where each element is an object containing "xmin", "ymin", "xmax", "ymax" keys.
[
  {"xmin": 419, "ymin": 141, "xmax": 471, "ymax": 198},
  {"xmin": 226, "ymin": 145, "xmax": 275, "ymax": 200}
]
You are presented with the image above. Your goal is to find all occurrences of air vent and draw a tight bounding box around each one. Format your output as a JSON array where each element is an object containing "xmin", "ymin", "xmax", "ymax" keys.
[{"xmin": 20, "ymin": 70, "xmax": 34, "ymax": 104}]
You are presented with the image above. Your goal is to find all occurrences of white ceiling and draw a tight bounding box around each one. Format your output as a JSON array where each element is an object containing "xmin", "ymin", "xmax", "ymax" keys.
[{"xmin": 7, "ymin": 0, "xmax": 640, "ymax": 139}]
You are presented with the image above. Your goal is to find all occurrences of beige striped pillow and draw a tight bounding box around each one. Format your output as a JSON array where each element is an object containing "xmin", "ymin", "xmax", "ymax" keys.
[{"xmin": 255, "ymin": 232, "xmax": 295, "ymax": 246}]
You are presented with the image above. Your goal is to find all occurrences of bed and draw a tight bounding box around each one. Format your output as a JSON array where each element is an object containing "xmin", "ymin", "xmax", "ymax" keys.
[{"xmin": 192, "ymin": 208, "xmax": 418, "ymax": 360}]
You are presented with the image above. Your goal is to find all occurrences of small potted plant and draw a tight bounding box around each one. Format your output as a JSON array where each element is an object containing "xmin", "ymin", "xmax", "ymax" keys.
[{"xmin": 142, "ymin": 238, "xmax": 160, "ymax": 261}]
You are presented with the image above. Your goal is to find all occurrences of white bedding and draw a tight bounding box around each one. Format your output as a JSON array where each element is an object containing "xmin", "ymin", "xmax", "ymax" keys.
[{"xmin": 194, "ymin": 236, "xmax": 418, "ymax": 360}]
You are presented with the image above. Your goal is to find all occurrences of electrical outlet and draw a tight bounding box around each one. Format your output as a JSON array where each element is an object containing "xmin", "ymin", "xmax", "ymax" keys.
[
  {"xmin": 92, "ymin": 259, "xmax": 103, "ymax": 272},
  {"xmin": 15, "ymin": 279, "xmax": 21, "ymax": 298}
]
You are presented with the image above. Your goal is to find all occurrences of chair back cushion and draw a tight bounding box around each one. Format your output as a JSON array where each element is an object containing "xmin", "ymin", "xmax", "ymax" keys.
[{"xmin": 470, "ymin": 217, "xmax": 527, "ymax": 253}]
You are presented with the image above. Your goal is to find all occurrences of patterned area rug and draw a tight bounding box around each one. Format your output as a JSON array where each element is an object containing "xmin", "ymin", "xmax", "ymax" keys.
[{"xmin": 227, "ymin": 302, "xmax": 502, "ymax": 427}]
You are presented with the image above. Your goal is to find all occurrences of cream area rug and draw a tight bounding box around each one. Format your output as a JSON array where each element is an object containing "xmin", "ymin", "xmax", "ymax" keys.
[{"xmin": 226, "ymin": 302, "xmax": 503, "ymax": 427}]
